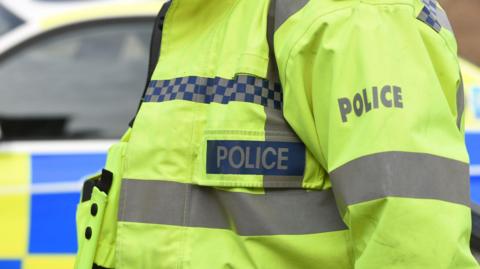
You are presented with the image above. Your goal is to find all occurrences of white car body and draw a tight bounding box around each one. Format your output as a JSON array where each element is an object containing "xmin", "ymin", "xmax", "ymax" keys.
[{"xmin": 0, "ymin": 1, "xmax": 163, "ymax": 268}]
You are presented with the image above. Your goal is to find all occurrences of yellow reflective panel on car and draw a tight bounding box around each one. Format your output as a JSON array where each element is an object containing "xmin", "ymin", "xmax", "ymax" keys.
[
  {"xmin": 0, "ymin": 153, "xmax": 29, "ymax": 186},
  {"xmin": 23, "ymin": 255, "xmax": 76, "ymax": 269},
  {"xmin": 0, "ymin": 147, "xmax": 108, "ymax": 268},
  {"xmin": 0, "ymin": 195, "xmax": 29, "ymax": 258},
  {"xmin": 0, "ymin": 153, "xmax": 30, "ymax": 259},
  {"xmin": 40, "ymin": 1, "xmax": 165, "ymax": 30}
]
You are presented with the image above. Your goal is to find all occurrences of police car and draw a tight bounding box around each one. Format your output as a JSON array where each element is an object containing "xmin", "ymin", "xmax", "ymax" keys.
[
  {"xmin": 462, "ymin": 58, "xmax": 480, "ymax": 260},
  {"xmin": 0, "ymin": 1, "xmax": 478, "ymax": 268},
  {"xmin": 0, "ymin": 0, "xmax": 164, "ymax": 268}
]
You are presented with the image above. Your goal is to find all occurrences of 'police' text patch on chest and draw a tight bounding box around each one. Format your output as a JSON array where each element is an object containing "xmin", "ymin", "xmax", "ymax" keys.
[{"xmin": 206, "ymin": 140, "xmax": 305, "ymax": 176}]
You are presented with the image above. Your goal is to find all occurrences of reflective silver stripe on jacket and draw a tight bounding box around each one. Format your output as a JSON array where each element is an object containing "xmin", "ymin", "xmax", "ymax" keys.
[
  {"xmin": 118, "ymin": 179, "xmax": 346, "ymax": 235},
  {"xmin": 263, "ymin": 0, "xmax": 308, "ymax": 187},
  {"xmin": 330, "ymin": 152, "xmax": 470, "ymax": 213},
  {"xmin": 263, "ymin": 107, "xmax": 305, "ymax": 188},
  {"xmin": 435, "ymin": 6, "xmax": 453, "ymax": 32}
]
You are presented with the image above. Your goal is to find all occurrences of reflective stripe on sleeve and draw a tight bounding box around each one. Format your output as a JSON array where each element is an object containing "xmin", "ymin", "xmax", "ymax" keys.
[
  {"xmin": 118, "ymin": 179, "xmax": 346, "ymax": 236},
  {"xmin": 329, "ymin": 152, "xmax": 470, "ymax": 211},
  {"xmin": 436, "ymin": 6, "xmax": 453, "ymax": 32}
]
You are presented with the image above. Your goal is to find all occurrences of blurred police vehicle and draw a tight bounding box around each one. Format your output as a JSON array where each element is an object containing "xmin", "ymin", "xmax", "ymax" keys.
[
  {"xmin": 462, "ymin": 58, "xmax": 480, "ymax": 260},
  {"xmin": 0, "ymin": 0, "xmax": 164, "ymax": 268}
]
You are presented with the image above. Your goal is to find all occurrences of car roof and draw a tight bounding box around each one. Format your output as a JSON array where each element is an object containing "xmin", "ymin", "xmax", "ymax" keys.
[
  {"xmin": 0, "ymin": 0, "xmax": 164, "ymax": 55},
  {"xmin": 1, "ymin": 0, "xmax": 165, "ymax": 29}
]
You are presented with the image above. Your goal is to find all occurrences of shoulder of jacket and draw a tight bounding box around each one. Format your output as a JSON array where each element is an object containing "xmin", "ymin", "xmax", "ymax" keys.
[
  {"xmin": 275, "ymin": 0, "xmax": 437, "ymax": 54},
  {"xmin": 280, "ymin": 0, "xmax": 422, "ymax": 28}
]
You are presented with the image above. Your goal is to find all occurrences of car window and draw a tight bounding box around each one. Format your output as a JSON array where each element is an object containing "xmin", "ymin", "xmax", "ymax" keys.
[
  {"xmin": 0, "ymin": 20, "xmax": 152, "ymax": 139},
  {"xmin": 0, "ymin": 4, "xmax": 24, "ymax": 35}
]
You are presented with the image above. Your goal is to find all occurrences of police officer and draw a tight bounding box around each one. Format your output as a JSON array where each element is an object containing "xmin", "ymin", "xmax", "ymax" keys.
[{"xmin": 76, "ymin": 0, "xmax": 480, "ymax": 268}]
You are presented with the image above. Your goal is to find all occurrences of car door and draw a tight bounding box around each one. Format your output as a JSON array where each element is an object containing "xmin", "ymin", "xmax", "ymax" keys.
[{"xmin": 0, "ymin": 17, "xmax": 152, "ymax": 268}]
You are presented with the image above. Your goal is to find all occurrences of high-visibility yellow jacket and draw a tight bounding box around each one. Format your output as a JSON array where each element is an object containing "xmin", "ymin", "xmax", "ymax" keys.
[{"xmin": 75, "ymin": 0, "xmax": 479, "ymax": 268}]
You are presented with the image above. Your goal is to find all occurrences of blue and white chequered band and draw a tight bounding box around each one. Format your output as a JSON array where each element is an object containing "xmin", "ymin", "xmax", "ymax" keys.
[
  {"xmin": 417, "ymin": 0, "xmax": 441, "ymax": 32},
  {"xmin": 144, "ymin": 75, "xmax": 283, "ymax": 110}
]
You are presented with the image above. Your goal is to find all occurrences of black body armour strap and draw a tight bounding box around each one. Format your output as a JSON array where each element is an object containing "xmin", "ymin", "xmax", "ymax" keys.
[{"xmin": 129, "ymin": 1, "xmax": 172, "ymax": 127}]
